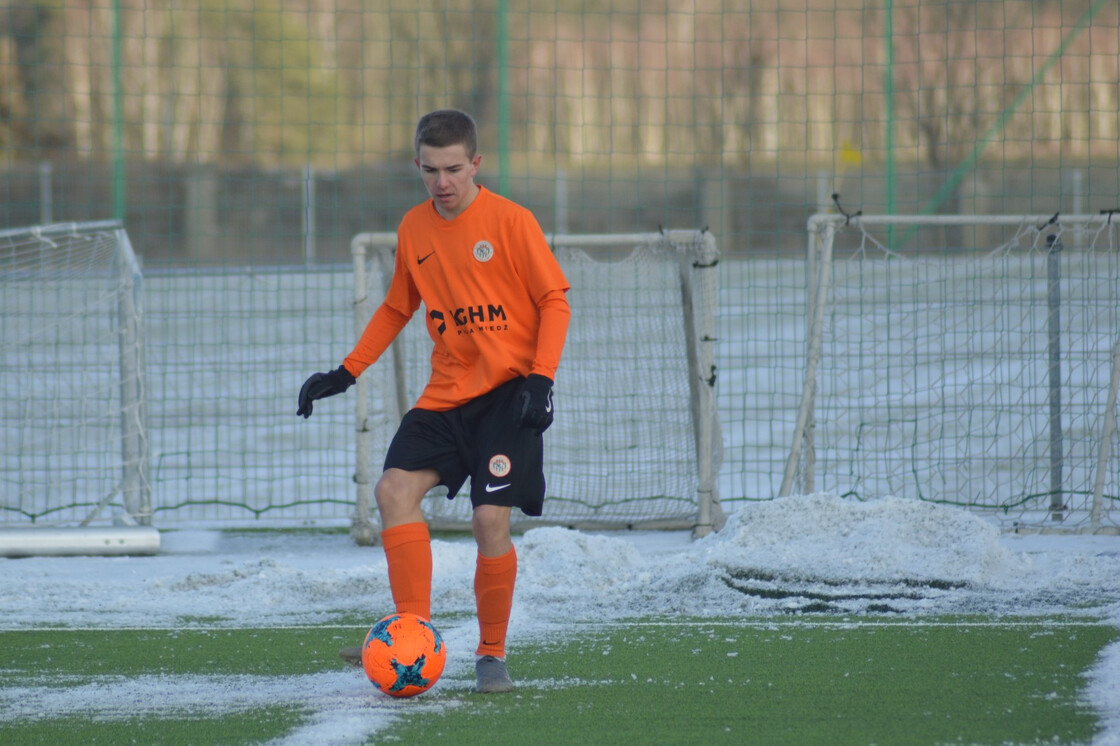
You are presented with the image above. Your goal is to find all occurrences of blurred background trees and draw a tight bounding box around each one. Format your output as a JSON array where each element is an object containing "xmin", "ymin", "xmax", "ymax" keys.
[{"xmin": 2, "ymin": 0, "xmax": 1115, "ymax": 168}]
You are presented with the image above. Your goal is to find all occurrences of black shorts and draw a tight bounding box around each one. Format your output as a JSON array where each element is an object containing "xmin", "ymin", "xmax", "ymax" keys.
[{"xmin": 383, "ymin": 377, "xmax": 546, "ymax": 517}]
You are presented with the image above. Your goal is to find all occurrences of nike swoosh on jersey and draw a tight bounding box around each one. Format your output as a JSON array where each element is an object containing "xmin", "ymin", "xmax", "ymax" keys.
[
  {"xmin": 417, "ymin": 251, "xmax": 436, "ymax": 264},
  {"xmin": 485, "ymin": 483, "xmax": 511, "ymax": 493}
]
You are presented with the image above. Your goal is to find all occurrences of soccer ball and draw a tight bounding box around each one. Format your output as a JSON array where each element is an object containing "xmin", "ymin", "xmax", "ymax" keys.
[{"xmin": 361, "ymin": 612, "xmax": 447, "ymax": 698}]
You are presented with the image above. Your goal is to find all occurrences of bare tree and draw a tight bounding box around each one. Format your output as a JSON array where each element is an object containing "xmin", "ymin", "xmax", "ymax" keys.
[
  {"xmin": 891, "ymin": 0, "xmax": 995, "ymax": 217},
  {"xmin": 3, "ymin": 3, "xmax": 69, "ymax": 152}
]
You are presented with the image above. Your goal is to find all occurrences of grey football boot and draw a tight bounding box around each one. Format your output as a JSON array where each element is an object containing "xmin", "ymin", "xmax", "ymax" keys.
[
  {"xmin": 475, "ymin": 655, "xmax": 514, "ymax": 693},
  {"xmin": 339, "ymin": 645, "xmax": 362, "ymax": 667}
]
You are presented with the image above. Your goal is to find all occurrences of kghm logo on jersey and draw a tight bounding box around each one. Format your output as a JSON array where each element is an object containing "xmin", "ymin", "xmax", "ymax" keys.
[
  {"xmin": 488, "ymin": 454, "xmax": 511, "ymax": 477},
  {"xmin": 453, "ymin": 304, "xmax": 505, "ymax": 327},
  {"xmin": 472, "ymin": 240, "xmax": 494, "ymax": 263},
  {"xmin": 428, "ymin": 303, "xmax": 508, "ymax": 336}
]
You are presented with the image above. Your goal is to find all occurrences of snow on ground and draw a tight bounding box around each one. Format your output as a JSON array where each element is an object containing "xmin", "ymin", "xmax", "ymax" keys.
[{"xmin": 2, "ymin": 494, "xmax": 1119, "ymax": 745}]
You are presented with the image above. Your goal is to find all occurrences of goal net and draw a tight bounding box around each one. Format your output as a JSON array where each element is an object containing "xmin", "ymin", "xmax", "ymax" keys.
[
  {"xmin": 785, "ymin": 213, "xmax": 1120, "ymax": 533},
  {"xmin": 349, "ymin": 230, "xmax": 723, "ymax": 539},
  {"xmin": 0, "ymin": 221, "xmax": 151, "ymax": 527}
]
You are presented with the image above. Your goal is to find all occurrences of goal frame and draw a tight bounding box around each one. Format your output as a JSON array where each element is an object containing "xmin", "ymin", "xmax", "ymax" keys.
[
  {"xmin": 0, "ymin": 221, "xmax": 153, "ymax": 551},
  {"xmin": 347, "ymin": 230, "xmax": 722, "ymax": 543},
  {"xmin": 784, "ymin": 212, "xmax": 1120, "ymax": 534}
]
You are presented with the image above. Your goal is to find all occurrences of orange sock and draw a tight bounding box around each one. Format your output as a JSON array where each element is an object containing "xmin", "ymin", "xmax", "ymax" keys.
[
  {"xmin": 474, "ymin": 547, "xmax": 517, "ymax": 658},
  {"xmin": 381, "ymin": 522, "xmax": 432, "ymax": 620}
]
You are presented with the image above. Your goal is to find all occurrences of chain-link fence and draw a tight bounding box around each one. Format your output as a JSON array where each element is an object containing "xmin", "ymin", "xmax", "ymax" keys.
[{"xmin": 2, "ymin": 1, "xmax": 1118, "ymax": 529}]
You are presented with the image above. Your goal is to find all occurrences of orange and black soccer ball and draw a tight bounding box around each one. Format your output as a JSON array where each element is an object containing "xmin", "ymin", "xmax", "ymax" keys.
[{"xmin": 361, "ymin": 612, "xmax": 447, "ymax": 698}]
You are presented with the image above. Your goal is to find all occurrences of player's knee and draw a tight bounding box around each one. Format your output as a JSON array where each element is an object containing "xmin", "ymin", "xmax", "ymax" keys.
[
  {"xmin": 472, "ymin": 505, "xmax": 513, "ymax": 555},
  {"xmin": 373, "ymin": 479, "xmax": 393, "ymax": 512},
  {"xmin": 374, "ymin": 468, "xmax": 437, "ymax": 523},
  {"xmin": 375, "ymin": 472, "xmax": 416, "ymax": 515}
]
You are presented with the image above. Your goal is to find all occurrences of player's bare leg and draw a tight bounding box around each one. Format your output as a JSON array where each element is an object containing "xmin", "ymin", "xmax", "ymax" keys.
[
  {"xmin": 471, "ymin": 503, "xmax": 513, "ymax": 556},
  {"xmin": 376, "ymin": 467, "xmax": 439, "ymax": 529}
]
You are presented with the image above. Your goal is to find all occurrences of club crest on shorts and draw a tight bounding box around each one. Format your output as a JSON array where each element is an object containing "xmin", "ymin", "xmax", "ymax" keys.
[
  {"xmin": 472, "ymin": 240, "xmax": 495, "ymax": 263},
  {"xmin": 488, "ymin": 454, "xmax": 511, "ymax": 477}
]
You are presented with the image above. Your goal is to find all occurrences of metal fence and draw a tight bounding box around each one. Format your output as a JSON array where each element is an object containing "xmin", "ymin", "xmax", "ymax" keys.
[{"xmin": 2, "ymin": 1, "xmax": 1119, "ymax": 531}]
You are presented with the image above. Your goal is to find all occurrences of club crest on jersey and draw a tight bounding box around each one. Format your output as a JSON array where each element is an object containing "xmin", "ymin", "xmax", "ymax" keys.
[
  {"xmin": 472, "ymin": 240, "xmax": 495, "ymax": 263},
  {"xmin": 488, "ymin": 454, "xmax": 511, "ymax": 477}
]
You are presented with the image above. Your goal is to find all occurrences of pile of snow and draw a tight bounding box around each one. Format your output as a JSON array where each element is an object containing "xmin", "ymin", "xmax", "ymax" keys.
[{"xmin": 3, "ymin": 493, "xmax": 1119, "ymax": 637}]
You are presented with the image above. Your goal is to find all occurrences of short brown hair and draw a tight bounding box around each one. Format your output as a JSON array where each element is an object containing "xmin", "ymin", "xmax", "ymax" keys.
[{"xmin": 414, "ymin": 109, "xmax": 478, "ymax": 158}]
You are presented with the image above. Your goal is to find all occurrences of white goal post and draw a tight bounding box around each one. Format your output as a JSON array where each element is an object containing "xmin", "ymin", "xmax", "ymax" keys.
[
  {"xmin": 784, "ymin": 212, "xmax": 1120, "ymax": 534},
  {"xmin": 347, "ymin": 230, "xmax": 724, "ymax": 542},
  {"xmin": 0, "ymin": 221, "xmax": 153, "ymax": 542}
]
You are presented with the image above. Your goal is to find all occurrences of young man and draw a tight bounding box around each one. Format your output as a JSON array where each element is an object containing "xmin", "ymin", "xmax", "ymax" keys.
[{"xmin": 297, "ymin": 109, "xmax": 570, "ymax": 694}]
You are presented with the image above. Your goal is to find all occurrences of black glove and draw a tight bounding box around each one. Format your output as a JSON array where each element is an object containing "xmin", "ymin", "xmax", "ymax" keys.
[
  {"xmin": 297, "ymin": 365, "xmax": 356, "ymax": 418},
  {"xmin": 519, "ymin": 374, "xmax": 554, "ymax": 434}
]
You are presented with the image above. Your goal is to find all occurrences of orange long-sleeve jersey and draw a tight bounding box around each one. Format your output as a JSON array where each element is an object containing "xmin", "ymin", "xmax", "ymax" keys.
[{"xmin": 343, "ymin": 186, "xmax": 571, "ymax": 411}]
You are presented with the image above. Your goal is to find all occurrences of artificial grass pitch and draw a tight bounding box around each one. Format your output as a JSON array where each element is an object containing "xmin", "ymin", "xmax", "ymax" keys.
[
  {"xmin": 0, "ymin": 628, "xmax": 353, "ymax": 746},
  {"xmin": 392, "ymin": 618, "xmax": 1116, "ymax": 746},
  {"xmin": 0, "ymin": 618, "xmax": 1114, "ymax": 745}
]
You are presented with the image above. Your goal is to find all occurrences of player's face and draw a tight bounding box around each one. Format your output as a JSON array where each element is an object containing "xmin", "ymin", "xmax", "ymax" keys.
[{"xmin": 416, "ymin": 144, "xmax": 481, "ymax": 220}]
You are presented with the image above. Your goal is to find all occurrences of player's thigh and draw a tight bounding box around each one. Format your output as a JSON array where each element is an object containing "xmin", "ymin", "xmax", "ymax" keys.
[{"xmin": 375, "ymin": 467, "xmax": 441, "ymax": 506}]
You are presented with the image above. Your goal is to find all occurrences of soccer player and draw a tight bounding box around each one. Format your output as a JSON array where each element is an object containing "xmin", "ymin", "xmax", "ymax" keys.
[{"xmin": 297, "ymin": 109, "xmax": 570, "ymax": 694}]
